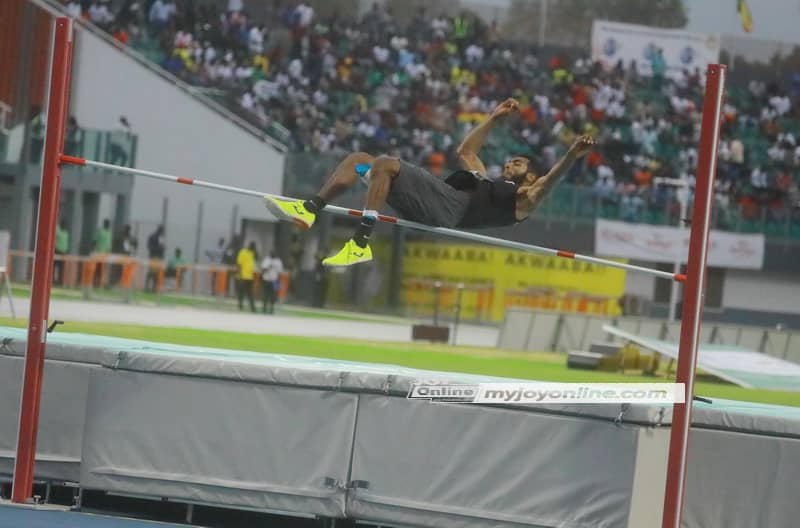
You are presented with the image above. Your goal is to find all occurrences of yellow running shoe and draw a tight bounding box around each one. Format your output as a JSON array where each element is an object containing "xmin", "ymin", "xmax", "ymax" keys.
[
  {"xmin": 322, "ymin": 239, "xmax": 372, "ymax": 267},
  {"xmin": 263, "ymin": 197, "xmax": 316, "ymax": 229}
]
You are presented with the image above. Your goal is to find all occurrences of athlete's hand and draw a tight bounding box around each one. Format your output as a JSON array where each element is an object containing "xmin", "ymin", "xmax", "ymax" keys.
[
  {"xmin": 568, "ymin": 135, "xmax": 597, "ymax": 158},
  {"xmin": 491, "ymin": 98, "xmax": 520, "ymax": 119}
]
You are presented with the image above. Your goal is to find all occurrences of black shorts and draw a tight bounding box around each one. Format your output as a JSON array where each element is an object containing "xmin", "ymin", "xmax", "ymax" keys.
[{"xmin": 385, "ymin": 160, "xmax": 470, "ymax": 228}]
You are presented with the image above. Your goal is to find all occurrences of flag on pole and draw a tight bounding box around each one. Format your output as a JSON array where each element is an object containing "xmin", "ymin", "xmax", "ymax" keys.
[{"xmin": 737, "ymin": 0, "xmax": 753, "ymax": 33}]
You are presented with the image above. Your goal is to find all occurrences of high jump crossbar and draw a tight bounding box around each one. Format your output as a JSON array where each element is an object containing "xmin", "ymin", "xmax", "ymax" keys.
[{"xmin": 59, "ymin": 154, "xmax": 686, "ymax": 283}]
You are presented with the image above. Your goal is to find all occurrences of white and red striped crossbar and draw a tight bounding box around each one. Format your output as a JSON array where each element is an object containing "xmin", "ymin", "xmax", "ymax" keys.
[{"xmin": 60, "ymin": 155, "xmax": 687, "ymax": 282}]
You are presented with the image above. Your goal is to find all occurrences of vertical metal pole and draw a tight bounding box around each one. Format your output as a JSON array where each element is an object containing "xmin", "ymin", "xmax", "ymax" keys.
[
  {"xmin": 668, "ymin": 188, "xmax": 689, "ymax": 321},
  {"xmin": 160, "ymin": 196, "xmax": 168, "ymax": 230},
  {"xmin": 452, "ymin": 284, "xmax": 464, "ymax": 346},
  {"xmin": 538, "ymin": 0, "xmax": 548, "ymax": 48},
  {"xmin": 230, "ymin": 204, "xmax": 240, "ymax": 238},
  {"xmin": 433, "ymin": 281, "xmax": 441, "ymax": 326},
  {"xmin": 13, "ymin": 17, "xmax": 73, "ymax": 503},
  {"xmin": 387, "ymin": 226, "xmax": 404, "ymax": 310},
  {"xmin": 661, "ymin": 64, "xmax": 726, "ymax": 528},
  {"xmin": 193, "ymin": 201, "xmax": 204, "ymax": 263}
]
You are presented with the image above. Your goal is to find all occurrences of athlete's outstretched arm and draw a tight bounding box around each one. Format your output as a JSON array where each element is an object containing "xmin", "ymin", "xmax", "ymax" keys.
[
  {"xmin": 456, "ymin": 98, "xmax": 519, "ymax": 175},
  {"xmin": 518, "ymin": 135, "xmax": 595, "ymax": 213}
]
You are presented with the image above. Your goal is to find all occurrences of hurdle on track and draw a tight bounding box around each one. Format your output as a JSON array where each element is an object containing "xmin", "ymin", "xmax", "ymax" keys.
[
  {"xmin": 14, "ymin": 16, "xmax": 724, "ymax": 528},
  {"xmin": 59, "ymin": 154, "xmax": 687, "ymax": 283}
]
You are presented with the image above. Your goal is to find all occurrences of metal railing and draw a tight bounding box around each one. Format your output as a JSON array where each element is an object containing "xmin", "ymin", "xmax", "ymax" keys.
[
  {"xmin": 8, "ymin": 249, "xmax": 290, "ymax": 303},
  {"xmin": 3, "ymin": 124, "xmax": 138, "ymax": 167}
]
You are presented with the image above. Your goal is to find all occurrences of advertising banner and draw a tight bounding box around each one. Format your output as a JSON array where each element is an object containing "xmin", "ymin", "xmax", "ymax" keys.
[
  {"xmin": 595, "ymin": 219, "xmax": 765, "ymax": 269},
  {"xmin": 591, "ymin": 20, "xmax": 721, "ymax": 78}
]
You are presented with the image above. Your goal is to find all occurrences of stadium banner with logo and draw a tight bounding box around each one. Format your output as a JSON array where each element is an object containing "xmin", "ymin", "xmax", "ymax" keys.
[
  {"xmin": 591, "ymin": 20, "xmax": 720, "ymax": 78},
  {"xmin": 402, "ymin": 242, "xmax": 628, "ymax": 321},
  {"xmin": 595, "ymin": 219, "xmax": 765, "ymax": 269}
]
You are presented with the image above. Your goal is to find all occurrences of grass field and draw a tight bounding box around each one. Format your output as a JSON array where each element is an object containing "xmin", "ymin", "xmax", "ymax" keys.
[{"xmin": 2, "ymin": 316, "xmax": 798, "ymax": 407}]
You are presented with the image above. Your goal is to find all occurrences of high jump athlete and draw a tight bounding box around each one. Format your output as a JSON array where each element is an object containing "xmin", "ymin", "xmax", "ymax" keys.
[{"xmin": 265, "ymin": 98, "xmax": 596, "ymax": 266}]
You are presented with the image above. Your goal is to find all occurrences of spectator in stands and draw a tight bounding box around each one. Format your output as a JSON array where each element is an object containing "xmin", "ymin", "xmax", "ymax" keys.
[
  {"xmin": 77, "ymin": 0, "xmax": 800, "ymax": 233},
  {"xmin": 166, "ymin": 247, "xmax": 186, "ymax": 289},
  {"xmin": 148, "ymin": 0, "xmax": 176, "ymax": 38},
  {"xmin": 92, "ymin": 218, "xmax": 112, "ymax": 288},
  {"xmin": 236, "ymin": 241, "xmax": 257, "ymax": 312},
  {"xmin": 111, "ymin": 224, "xmax": 137, "ymax": 285},
  {"xmin": 205, "ymin": 237, "xmax": 226, "ymax": 296},
  {"xmin": 113, "ymin": 224, "xmax": 137, "ymax": 256},
  {"xmin": 651, "ymin": 48, "xmax": 666, "ymax": 89},
  {"xmin": 112, "ymin": 24, "xmax": 130, "ymax": 45},
  {"xmin": 145, "ymin": 225, "xmax": 165, "ymax": 292},
  {"xmin": 64, "ymin": 115, "xmax": 81, "ymax": 156},
  {"xmin": 109, "ymin": 116, "xmax": 133, "ymax": 166},
  {"xmin": 93, "ymin": 219, "xmax": 112, "ymax": 254},
  {"xmin": 88, "ymin": 0, "xmax": 114, "ymax": 29},
  {"xmin": 54, "ymin": 220, "xmax": 70, "ymax": 286},
  {"xmin": 65, "ymin": 1, "xmax": 82, "ymax": 19},
  {"xmin": 260, "ymin": 251, "xmax": 283, "ymax": 314}
]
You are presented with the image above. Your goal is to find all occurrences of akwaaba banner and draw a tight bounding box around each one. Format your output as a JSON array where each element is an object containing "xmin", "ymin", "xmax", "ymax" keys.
[
  {"xmin": 595, "ymin": 219, "xmax": 765, "ymax": 269},
  {"xmin": 402, "ymin": 242, "xmax": 628, "ymax": 321},
  {"xmin": 591, "ymin": 20, "xmax": 720, "ymax": 78}
]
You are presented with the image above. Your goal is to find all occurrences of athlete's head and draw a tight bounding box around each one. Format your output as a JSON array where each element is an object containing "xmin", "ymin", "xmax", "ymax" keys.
[{"xmin": 502, "ymin": 156, "xmax": 539, "ymax": 185}]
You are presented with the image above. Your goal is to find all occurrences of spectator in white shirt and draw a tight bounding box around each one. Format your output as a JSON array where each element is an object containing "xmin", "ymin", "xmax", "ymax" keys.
[
  {"xmin": 89, "ymin": 1, "xmax": 114, "ymax": 27},
  {"xmin": 750, "ymin": 167, "xmax": 768, "ymax": 188},
  {"xmin": 390, "ymin": 35, "xmax": 408, "ymax": 51},
  {"xmin": 248, "ymin": 25, "xmax": 264, "ymax": 54},
  {"xmin": 465, "ymin": 44, "xmax": 484, "ymax": 64},
  {"xmin": 235, "ymin": 64, "xmax": 253, "ymax": 82},
  {"xmin": 373, "ymin": 46, "xmax": 390, "ymax": 64},
  {"xmin": 66, "ymin": 1, "xmax": 82, "ymax": 18},
  {"xmin": 294, "ymin": 3, "xmax": 314, "ymax": 28},
  {"xmin": 149, "ymin": 0, "xmax": 175, "ymax": 34},
  {"xmin": 260, "ymin": 252, "xmax": 283, "ymax": 314},
  {"xmin": 769, "ymin": 94, "xmax": 791, "ymax": 116},
  {"xmin": 730, "ymin": 139, "xmax": 745, "ymax": 164},
  {"xmin": 240, "ymin": 92, "xmax": 255, "ymax": 111},
  {"xmin": 288, "ymin": 58, "xmax": 303, "ymax": 79}
]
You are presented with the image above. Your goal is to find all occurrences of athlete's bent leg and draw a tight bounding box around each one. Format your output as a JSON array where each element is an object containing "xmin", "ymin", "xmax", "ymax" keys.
[
  {"xmin": 264, "ymin": 151, "xmax": 374, "ymax": 229},
  {"xmin": 323, "ymin": 156, "xmax": 400, "ymax": 267},
  {"xmin": 364, "ymin": 156, "xmax": 400, "ymax": 212},
  {"xmin": 318, "ymin": 152, "xmax": 375, "ymax": 202}
]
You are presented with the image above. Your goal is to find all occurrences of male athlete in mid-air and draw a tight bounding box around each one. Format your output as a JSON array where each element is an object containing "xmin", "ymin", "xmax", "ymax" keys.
[{"xmin": 265, "ymin": 98, "xmax": 596, "ymax": 266}]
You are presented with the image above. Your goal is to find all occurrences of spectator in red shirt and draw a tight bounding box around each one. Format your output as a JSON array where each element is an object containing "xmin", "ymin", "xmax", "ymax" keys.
[{"xmin": 113, "ymin": 26, "xmax": 130, "ymax": 45}]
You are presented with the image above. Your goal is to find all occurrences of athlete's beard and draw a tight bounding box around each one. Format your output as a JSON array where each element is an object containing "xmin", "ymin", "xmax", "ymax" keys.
[{"xmin": 508, "ymin": 173, "xmax": 528, "ymax": 185}]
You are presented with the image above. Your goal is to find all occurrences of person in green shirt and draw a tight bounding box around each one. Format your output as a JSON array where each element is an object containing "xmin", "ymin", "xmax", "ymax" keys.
[
  {"xmin": 651, "ymin": 48, "xmax": 666, "ymax": 89},
  {"xmin": 54, "ymin": 220, "xmax": 69, "ymax": 285},
  {"xmin": 166, "ymin": 247, "xmax": 186, "ymax": 289},
  {"xmin": 92, "ymin": 219, "xmax": 112, "ymax": 288},
  {"xmin": 93, "ymin": 219, "xmax": 112, "ymax": 254}
]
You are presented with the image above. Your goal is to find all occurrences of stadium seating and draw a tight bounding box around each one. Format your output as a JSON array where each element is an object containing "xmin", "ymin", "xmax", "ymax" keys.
[{"xmin": 70, "ymin": 1, "xmax": 800, "ymax": 238}]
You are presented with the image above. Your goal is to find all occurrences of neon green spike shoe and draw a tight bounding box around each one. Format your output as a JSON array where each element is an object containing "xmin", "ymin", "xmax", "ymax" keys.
[
  {"xmin": 263, "ymin": 197, "xmax": 316, "ymax": 229},
  {"xmin": 322, "ymin": 239, "xmax": 373, "ymax": 267}
]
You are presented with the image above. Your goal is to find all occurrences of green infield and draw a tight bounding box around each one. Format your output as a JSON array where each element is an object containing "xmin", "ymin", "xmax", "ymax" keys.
[{"xmin": 1, "ymin": 317, "xmax": 798, "ymax": 407}]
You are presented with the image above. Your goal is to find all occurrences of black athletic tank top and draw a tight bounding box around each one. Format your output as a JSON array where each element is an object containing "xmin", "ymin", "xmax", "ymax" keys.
[{"xmin": 445, "ymin": 170, "xmax": 519, "ymax": 228}]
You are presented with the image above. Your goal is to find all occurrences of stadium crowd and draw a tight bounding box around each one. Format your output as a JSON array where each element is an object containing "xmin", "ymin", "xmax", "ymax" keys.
[{"xmin": 66, "ymin": 0, "xmax": 800, "ymax": 226}]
